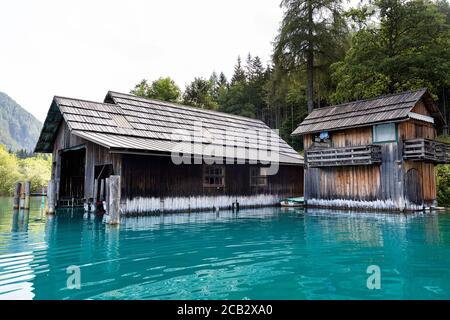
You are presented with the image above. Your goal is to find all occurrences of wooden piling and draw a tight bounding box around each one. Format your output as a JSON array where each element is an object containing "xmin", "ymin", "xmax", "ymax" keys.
[
  {"xmin": 93, "ymin": 179, "xmax": 99, "ymax": 205},
  {"xmin": 105, "ymin": 177, "xmax": 110, "ymax": 214},
  {"xmin": 19, "ymin": 183, "xmax": 25, "ymax": 209},
  {"xmin": 47, "ymin": 180, "xmax": 56, "ymax": 214},
  {"xmin": 100, "ymin": 179, "xmax": 105, "ymax": 202},
  {"xmin": 108, "ymin": 175, "xmax": 121, "ymax": 225},
  {"xmin": 13, "ymin": 182, "xmax": 21, "ymax": 209},
  {"xmin": 24, "ymin": 181, "xmax": 31, "ymax": 210}
]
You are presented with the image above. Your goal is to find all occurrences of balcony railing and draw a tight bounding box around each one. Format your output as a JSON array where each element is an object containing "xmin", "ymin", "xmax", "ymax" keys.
[
  {"xmin": 306, "ymin": 144, "xmax": 382, "ymax": 168},
  {"xmin": 403, "ymin": 138, "xmax": 450, "ymax": 163}
]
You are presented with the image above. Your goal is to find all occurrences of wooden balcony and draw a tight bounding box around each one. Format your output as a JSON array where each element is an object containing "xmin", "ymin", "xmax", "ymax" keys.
[
  {"xmin": 306, "ymin": 144, "xmax": 382, "ymax": 167},
  {"xmin": 403, "ymin": 138, "xmax": 450, "ymax": 163}
]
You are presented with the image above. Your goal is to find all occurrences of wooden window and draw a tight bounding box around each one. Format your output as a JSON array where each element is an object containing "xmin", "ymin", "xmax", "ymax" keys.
[
  {"xmin": 203, "ymin": 165, "xmax": 225, "ymax": 188},
  {"xmin": 250, "ymin": 167, "xmax": 268, "ymax": 187},
  {"xmin": 373, "ymin": 123, "xmax": 397, "ymax": 143}
]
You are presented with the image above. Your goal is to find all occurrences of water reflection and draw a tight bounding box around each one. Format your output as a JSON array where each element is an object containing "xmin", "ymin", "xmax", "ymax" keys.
[
  {"xmin": 1, "ymin": 196, "xmax": 450, "ymax": 300},
  {"xmin": 11, "ymin": 209, "xmax": 30, "ymax": 233}
]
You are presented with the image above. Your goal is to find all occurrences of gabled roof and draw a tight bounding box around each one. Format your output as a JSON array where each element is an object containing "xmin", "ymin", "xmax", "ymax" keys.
[
  {"xmin": 35, "ymin": 91, "xmax": 303, "ymax": 165},
  {"xmin": 292, "ymin": 88, "xmax": 444, "ymax": 135}
]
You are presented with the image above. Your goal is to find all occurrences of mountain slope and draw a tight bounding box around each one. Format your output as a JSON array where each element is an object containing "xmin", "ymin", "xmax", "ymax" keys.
[{"xmin": 0, "ymin": 91, "xmax": 42, "ymax": 151}]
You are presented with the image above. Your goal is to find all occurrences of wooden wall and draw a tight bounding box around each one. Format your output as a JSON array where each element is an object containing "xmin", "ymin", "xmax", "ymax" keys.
[
  {"xmin": 398, "ymin": 105, "xmax": 437, "ymax": 204},
  {"xmin": 120, "ymin": 154, "xmax": 303, "ymax": 200}
]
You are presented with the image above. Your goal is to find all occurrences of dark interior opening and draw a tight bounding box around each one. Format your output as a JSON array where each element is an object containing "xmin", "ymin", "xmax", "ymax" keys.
[
  {"xmin": 59, "ymin": 148, "xmax": 86, "ymax": 200},
  {"xmin": 94, "ymin": 164, "xmax": 114, "ymax": 201}
]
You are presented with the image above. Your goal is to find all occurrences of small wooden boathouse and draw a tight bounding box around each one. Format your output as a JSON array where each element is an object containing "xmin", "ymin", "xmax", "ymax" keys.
[
  {"xmin": 34, "ymin": 91, "xmax": 303, "ymax": 214},
  {"xmin": 292, "ymin": 88, "xmax": 449, "ymax": 211}
]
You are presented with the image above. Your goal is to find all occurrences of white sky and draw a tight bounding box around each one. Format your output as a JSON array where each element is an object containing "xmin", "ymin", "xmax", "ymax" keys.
[{"xmin": 0, "ymin": 0, "xmax": 283, "ymax": 122}]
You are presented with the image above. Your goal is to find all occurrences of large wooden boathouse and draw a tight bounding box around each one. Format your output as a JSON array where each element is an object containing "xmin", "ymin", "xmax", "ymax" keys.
[
  {"xmin": 292, "ymin": 88, "xmax": 449, "ymax": 211},
  {"xmin": 35, "ymin": 91, "xmax": 303, "ymax": 214}
]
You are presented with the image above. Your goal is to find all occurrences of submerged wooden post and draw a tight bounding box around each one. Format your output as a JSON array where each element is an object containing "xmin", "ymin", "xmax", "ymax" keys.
[
  {"xmin": 24, "ymin": 181, "xmax": 31, "ymax": 210},
  {"xmin": 105, "ymin": 177, "xmax": 110, "ymax": 214},
  {"xmin": 13, "ymin": 182, "xmax": 22, "ymax": 209},
  {"xmin": 93, "ymin": 179, "xmax": 99, "ymax": 205},
  {"xmin": 100, "ymin": 179, "xmax": 105, "ymax": 202},
  {"xmin": 47, "ymin": 180, "xmax": 56, "ymax": 214},
  {"xmin": 19, "ymin": 183, "xmax": 25, "ymax": 209},
  {"xmin": 108, "ymin": 175, "xmax": 121, "ymax": 225}
]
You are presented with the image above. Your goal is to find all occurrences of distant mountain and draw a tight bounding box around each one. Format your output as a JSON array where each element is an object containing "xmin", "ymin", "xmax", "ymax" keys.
[{"xmin": 0, "ymin": 91, "xmax": 42, "ymax": 152}]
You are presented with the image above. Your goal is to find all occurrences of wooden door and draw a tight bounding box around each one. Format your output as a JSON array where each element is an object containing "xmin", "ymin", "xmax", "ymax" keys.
[{"xmin": 405, "ymin": 168, "xmax": 423, "ymax": 205}]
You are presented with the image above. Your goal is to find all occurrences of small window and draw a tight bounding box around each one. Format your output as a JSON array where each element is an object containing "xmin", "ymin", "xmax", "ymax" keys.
[
  {"xmin": 312, "ymin": 131, "xmax": 331, "ymax": 148},
  {"xmin": 373, "ymin": 123, "xmax": 396, "ymax": 143},
  {"xmin": 250, "ymin": 167, "xmax": 268, "ymax": 187},
  {"xmin": 203, "ymin": 165, "xmax": 225, "ymax": 188}
]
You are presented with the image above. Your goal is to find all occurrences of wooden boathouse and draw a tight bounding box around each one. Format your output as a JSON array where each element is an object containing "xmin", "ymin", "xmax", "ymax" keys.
[
  {"xmin": 292, "ymin": 88, "xmax": 449, "ymax": 211},
  {"xmin": 34, "ymin": 91, "xmax": 303, "ymax": 214}
]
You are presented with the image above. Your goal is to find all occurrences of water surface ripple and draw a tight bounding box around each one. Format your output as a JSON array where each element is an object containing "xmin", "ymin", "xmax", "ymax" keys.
[{"xmin": 1, "ymin": 197, "xmax": 450, "ymax": 299}]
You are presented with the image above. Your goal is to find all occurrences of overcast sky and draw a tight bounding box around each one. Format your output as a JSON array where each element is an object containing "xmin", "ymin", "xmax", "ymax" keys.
[{"xmin": 0, "ymin": 0, "xmax": 283, "ymax": 122}]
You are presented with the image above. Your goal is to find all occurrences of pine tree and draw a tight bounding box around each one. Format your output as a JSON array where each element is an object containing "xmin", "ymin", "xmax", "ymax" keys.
[{"xmin": 274, "ymin": 0, "xmax": 347, "ymax": 113}]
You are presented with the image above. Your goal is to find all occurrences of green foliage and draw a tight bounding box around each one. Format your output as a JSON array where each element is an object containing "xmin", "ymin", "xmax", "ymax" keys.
[
  {"xmin": 274, "ymin": 0, "xmax": 349, "ymax": 112},
  {"xmin": 131, "ymin": 77, "xmax": 181, "ymax": 102},
  {"xmin": 436, "ymin": 135, "xmax": 450, "ymax": 207},
  {"xmin": 437, "ymin": 164, "xmax": 450, "ymax": 207},
  {"xmin": 183, "ymin": 77, "xmax": 219, "ymax": 110},
  {"xmin": 0, "ymin": 91, "xmax": 42, "ymax": 152},
  {"xmin": 219, "ymin": 55, "xmax": 270, "ymax": 119},
  {"xmin": 0, "ymin": 144, "xmax": 52, "ymax": 195},
  {"xmin": 331, "ymin": 0, "xmax": 450, "ymax": 103},
  {"xmin": 274, "ymin": 0, "xmax": 348, "ymax": 70}
]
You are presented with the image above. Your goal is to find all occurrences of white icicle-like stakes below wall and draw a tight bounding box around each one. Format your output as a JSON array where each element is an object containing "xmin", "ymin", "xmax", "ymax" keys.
[
  {"xmin": 123, "ymin": 194, "xmax": 282, "ymax": 215},
  {"xmin": 306, "ymin": 198, "xmax": 427, "ymax": 211}
]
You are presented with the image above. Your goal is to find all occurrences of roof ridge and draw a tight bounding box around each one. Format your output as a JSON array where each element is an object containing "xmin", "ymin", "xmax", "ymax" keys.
[
  {"xmin": 106, "ymin": 90, "xmax": 267, "ymax": 125},
  {"xmin": 54, "ymin": 95, "xmax": 116, "ymax": 106},
  {"xmin": 303, "ymin": 100, "xmax": 414, "ymax": 122},
  {"xmin": 307, "ymin": 88, "xmax": 428, "ymax": 113}
]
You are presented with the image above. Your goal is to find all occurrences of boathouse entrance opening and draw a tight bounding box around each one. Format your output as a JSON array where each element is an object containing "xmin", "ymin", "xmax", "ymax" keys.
[{"xmin": 59, "ymin": 148, "xmax": 86, "ymax": 201}]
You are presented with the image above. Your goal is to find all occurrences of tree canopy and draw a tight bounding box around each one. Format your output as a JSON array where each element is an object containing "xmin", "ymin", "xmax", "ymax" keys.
[
  {"xmin": 131, "ymin": 77, "xmax": 181, "ymax": 102},
  {"xmin": 331, "ymin": 0, "xmax": 450, "ymax": 103}
]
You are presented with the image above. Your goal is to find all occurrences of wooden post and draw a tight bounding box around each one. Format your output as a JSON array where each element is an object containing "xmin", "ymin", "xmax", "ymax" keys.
[
  {"xmin": 100, "ymin": 179, "xmax": 105, "ymax": 202},
  {"xmin": 47, "ymin": 180, "xmax": 56, "ymax": 214},
  {"xmin": 93, "ymin": 179, "xmax": 98, "ymax": 211},
  {"xmin": 108, "ymin": 175, "xmax": 121, "ymax": 225},
  {"xmin": 13, "ymin": 182, "xmax": 21, "ymax": 209},
  {"xmin": 24, "ymin": 181, "xmax": 31, "ymax": 210},
  {"xmin": 19, "ymin": 183, "xmax": 25, "ymax": 209},
  {"xmin": 105, "ymin": 177, "xmax": 110, "ymax": 214}
]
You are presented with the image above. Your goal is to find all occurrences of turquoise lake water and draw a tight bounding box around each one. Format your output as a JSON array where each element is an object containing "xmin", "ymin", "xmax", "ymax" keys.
[{"xmin": 1, "ymin": 196, "xmax": 450, "ymax": 300}]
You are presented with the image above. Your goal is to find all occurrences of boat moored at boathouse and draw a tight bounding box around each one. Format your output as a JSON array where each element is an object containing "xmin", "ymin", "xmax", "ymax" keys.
[
  {"xmin": 292, "ymin": 88, "xmax": 449, "ymax": 211},
  {"xmin": 34, "ymin": 91, "xmax": 304, "ymax": 214}
]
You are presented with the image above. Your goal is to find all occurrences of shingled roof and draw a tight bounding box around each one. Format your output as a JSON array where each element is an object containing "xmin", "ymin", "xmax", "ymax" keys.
[
  {"xmin": 292, "ymin": 88, "xmax": 444, "ymax": 135},
  {"xmin": 35, "ymin": 91, "xmax": 303, "ymax": 165}
]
